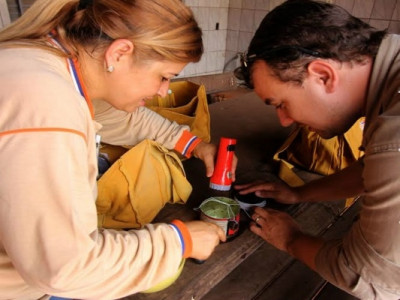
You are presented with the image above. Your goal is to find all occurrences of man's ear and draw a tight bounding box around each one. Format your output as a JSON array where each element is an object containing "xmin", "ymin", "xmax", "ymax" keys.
[
  {"xmin": 307, "ymin": 60, "xmax": 338, "ymax": 93},
  {"xmin": 104, "ymin": 39, "xmax": 134, "ymax": 69}
]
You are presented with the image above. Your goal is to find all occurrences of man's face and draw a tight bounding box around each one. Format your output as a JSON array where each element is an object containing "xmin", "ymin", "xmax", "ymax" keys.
[{"xmin": 251, "ymin": 60, "xmax": 360, "ymax": 139}]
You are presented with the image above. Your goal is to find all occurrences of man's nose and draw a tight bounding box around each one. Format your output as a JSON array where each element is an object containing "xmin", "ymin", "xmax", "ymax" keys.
[{"xmin": 277, "ymin": 109, "xmax": 295, "ymax": 127}]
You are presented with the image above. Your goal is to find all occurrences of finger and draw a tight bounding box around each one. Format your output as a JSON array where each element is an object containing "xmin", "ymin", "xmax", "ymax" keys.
[
  {"xmin": 233, "ymin": 182, "xmax": 254, "ymax": 190},
  {"xmin": 253, "ymin": 207, "xmax": 270, "ymax": 219},
  {"xmin": 217, "ymin": 227, "xmax": 227, "ymax": 242},
  {"xmin": 237, "ymin": 183, "xmax": 275, "ymax": 195},
  {"xmin": 249, "ymin": 222, "xmax": 263, "ymax": 236},
  {"xmin": 230, "ymin": 155, "xmax": 238, "ymax": 182},
  {"xmin": 252, "ymin": 213, "xmax": 266, "ymax": 227},
  {"xmin": 254, "ymin": 190, "xmax": 277, "ymax": 199},
  {"xmin": 203, "ymin": 154, "xmax": 215, "ymax": 178},
  {"xmin": 257, "ymin": 216, "xmax": 266, "ymax": 226},
  {"xmin": 237, "ymin": 186, "xmax": 261, "ymax": 194}
]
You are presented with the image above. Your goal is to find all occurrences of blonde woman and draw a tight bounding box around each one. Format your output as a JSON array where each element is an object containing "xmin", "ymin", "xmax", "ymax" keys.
[{"xmin": 0, "ymin": 0, "xmax": 227, "ymax": 299}]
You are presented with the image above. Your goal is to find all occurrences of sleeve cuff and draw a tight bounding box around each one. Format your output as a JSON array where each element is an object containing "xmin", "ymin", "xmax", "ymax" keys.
[
  {"xmin": 174, "ymin": 130, "xmax": 202, "ymax": 158},
  {"xmin": 170, "ymin": 219, "xmax": 193, "ymax": 258}
]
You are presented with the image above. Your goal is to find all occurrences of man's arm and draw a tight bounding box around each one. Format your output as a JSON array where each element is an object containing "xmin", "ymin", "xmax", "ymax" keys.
[
  {"xmin": 297, "ymin": 158, "xmax": 364, "ymax": 203},
  {"xmin": 236, "ymin": 159, "xmax": 364, "ymax": 205}
]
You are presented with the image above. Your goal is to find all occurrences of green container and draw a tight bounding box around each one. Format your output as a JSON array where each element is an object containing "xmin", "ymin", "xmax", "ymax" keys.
[
  {"xmin": 199, "ymin": 197, "xmax": 241, "ymax": 239},
  {"xmin": 199, "ymin": 197, "xmax": 240, "ymax": 219}
]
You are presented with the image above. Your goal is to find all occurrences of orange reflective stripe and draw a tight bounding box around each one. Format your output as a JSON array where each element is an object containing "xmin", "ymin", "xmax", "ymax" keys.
[
  {"xmin": 174, "ymin": 130, "xmax": 201, "ymax": 158},
  {"xmin": 0, "ymin": 128, "xmax": 87, "ymax": 142},
  {"xmin": 48, "ymin": 35, "xmax": 94, "ymax": 119},
  {"xmin": 72, "ymin": 58, "xmax": 94, "ymax": 119},
  {"xmin": 170, "ymin": 219, "xmax": 193, "ymax": 258}
]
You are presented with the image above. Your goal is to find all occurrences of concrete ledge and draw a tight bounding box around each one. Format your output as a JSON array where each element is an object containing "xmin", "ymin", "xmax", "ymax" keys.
[
  {"xmin": 177, "ymin": 72, "xmax": 241, "ymax": 94},
  {"xmin": 175, "ymin": 72, "xmax": 253, "ymax": 103}
]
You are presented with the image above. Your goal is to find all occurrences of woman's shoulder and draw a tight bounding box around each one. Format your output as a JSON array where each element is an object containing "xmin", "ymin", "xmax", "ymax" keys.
[{"xmin": 0, "ymin": 47, "xmax": 91, "ymax": 129}]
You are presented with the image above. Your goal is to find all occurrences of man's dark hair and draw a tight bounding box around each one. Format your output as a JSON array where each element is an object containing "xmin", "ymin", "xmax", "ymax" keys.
[{"xmin": 243, "ymin": 0, "xmax": 386, "ymax": 86}]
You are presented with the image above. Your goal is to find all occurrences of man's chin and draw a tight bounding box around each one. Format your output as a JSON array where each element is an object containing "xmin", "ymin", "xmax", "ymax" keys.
[{"xmin": 308, "ymin": 127, "xmax": 337, "ymax": 139}]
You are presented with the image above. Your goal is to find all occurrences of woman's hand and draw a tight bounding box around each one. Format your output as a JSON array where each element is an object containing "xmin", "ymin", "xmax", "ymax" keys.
[
  {"xmin": 184, "ymin": 221, "xmax": 226, "ymax": 260},
  {"xmin": 234, "ymin": 180, "xmax": 300, "ymax": 205},
  {"xmin": 193, "ymin": 141, "xmax": 238, "ymax": 181}
]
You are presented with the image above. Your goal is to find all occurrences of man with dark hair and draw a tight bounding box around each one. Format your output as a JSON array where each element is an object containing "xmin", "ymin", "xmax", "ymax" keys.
[{"xmin": 235, "ymin": 0, "xmax": 400, "ymax": 299}]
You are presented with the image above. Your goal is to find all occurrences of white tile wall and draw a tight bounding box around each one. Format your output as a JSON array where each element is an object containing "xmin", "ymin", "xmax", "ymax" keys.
[
  {"xmin": 181, "ymin": 0, "xmax": 400, "ymax": 78},
  {"xmin": 11, "ymin": 0, "xmax": 400, "ymax": 77},
  {"xmin": 352, "ymin": 0, "xmax": 375, "ymax": 18},
  {"xmin": 0, "ymin": 0, "xmax": 10, "ymax": 29},
  {"xmin": 371, "ymin": 0, "xmax": 397, "ymax": 19}
]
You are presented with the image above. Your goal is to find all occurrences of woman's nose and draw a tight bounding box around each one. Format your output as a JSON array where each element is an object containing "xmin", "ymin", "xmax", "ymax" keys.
[{"xmin": 157, "ymin": 81, "xmax": 170, "ymax": 97}]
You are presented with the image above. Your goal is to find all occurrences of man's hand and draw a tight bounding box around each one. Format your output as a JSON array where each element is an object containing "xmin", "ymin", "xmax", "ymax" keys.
[
  {"xmin": 250, "ymin": 207, "xmax": 323, "ymax": 271},
  {"xmin": 250, "ymin": 207, "xmax": 301, "ymax": 252},
  {"xmin": 234, "ymin": 180, "xmax": 300, "ymax": 204}
]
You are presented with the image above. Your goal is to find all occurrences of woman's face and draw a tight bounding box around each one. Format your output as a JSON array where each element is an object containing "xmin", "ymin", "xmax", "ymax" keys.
[{"xmin": 103, "ymin": 59, "xmax": 187, "ymax": 112}]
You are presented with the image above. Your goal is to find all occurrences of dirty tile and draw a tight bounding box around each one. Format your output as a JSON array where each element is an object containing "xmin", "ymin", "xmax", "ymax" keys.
[
  {"xmin": 255, "ymin": 0, "xmax": 270, "ymax": 10},
  {"xmin": 190, "ymin": 7, "xmax": 199, "ymax": 23},
  {"xmin": 369, "ymin": 19, "xmax": 390, "ymax": 31},
  {"xmin": 184, "ymin": 0, "xmax": 199, "ymax": 7},
  {"xmin": 391, "ymin": 1, "xmax": 400, "ymax": 20},
  {"xmin": 199, "ymin": 0, "xmax": 213, "ymax": 7},
  {"xmin": 228, "ymin": 8, "xmax": 241, "ymax": 31},
  {"xmin": 207, "ymin": 51, "xmax": 219, "ymax": 72},
  {"xmin": 216, "ymin": 51, "xmax": 226, "ymax": 72},
  {"xmin": 209, "ymin": 8, "xmax": 221, "ymax": 30},
  {"xmin": 220, "ymin": 0, "xmax": 229, "ymax": 8},
  {"xmin": 333, "ymin": 0, "xmax": 354, "ymax": 13},
  {"xmin": 352, "ymin": 0, "xmax": 374, "ymax": 18},
  {"xmin": 196, "ymin": 7, "xmax": 210, "ymax": 31},
  {"xmin": 388, "ymin": 20, "xmax": 400, "ymax": 33},
  {"xmin": 207, "ymin": 30, "xmax": 227, "ymax": 52},
  {"xmin": 269, "ymin": 0, "xmax": 285, "ymax": 10},
  {"xmin": 194, "ymin": 55, "xmax": 208, "ymax": 75},
  {"xmin": 181, "ymin": 63, "xmax": 197, "ymax": 78},
  {"xmin": 240, "ymin": 9, "xmax": 255, "ymax": 32},
  {"xmin": 226, "ymin": 30, "xmax": 239, "ymax": 52},
  {"xmin": 216, "ymin": 7, "xmax": 229, "ymax": 30},
  {"xmin": 229, "ymin": 0, "xmax": 242, "ymax": 9},
  {"xmin": 371, "ymin": 0, "xmax": 396, "ymax": 19},
  {"xmin": 254, "ymin": 9, "xmax": 268, "ymax": 31},
  {"xmin": 238, "ymin": 31, "xmax": 254, "ymax": 52},
  {"xmin": 202, "ymin": 30, "xmax": 210, "ymax": 51},
  {"xmin": 224, "ymin": 50, "xmax": 240, "ymax": 72},
  {"xmin": 209, "ymin": 0, "xmax": 221, "ymax": 8},
  {"xmin": 242, "ymin": 0, "xmax": 256, "ymax": 9}
]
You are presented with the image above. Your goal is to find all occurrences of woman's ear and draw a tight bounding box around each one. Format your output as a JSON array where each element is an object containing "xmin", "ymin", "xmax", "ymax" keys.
[
  {"xmin": 307, "ymin": 60, "xmax": 338, "ymax": 93},
  {"xmin": 104, "ymin": 39, "xmax": 134, "ymax": 71}
]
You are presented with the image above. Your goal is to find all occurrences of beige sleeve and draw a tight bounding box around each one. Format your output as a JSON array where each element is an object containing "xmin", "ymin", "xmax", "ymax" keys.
[
  {"xmin": 0, "ymin": 130, "xmax": 183, "ymax": 299},
  {"xmin": 0, "ymin": 49, "xmax": 185, "ymax": 299},
  {"xmin": 94, "ymin": 99, "xmax": 190, "ymax": 149}
]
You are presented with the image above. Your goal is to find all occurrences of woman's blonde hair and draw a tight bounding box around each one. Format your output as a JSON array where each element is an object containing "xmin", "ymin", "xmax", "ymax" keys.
[{"xmin": 0, "ymin": 0, "xmax": 203, "ymax": 63}]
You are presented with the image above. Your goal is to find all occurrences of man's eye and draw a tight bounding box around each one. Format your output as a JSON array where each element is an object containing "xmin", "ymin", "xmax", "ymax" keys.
[{"xmin": 161, "ymin": 77, "xmax": 169, "ymax": 82}]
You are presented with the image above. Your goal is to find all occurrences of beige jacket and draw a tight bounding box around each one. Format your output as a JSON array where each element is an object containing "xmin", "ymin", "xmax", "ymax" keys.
[
  {"xmin": 315, "ymin": 34, "xmax": 400, "ymax": 300},
  {"xmin": 94, "ymin": 99, "xmax": 200, "ymax": 157},
  {"xmin": 0, "ymin": 47, "xmax": 188, "ymax": 299}
]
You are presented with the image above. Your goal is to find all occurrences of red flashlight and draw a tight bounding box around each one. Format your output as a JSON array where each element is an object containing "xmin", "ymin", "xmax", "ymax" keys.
[{"xmin": 210, "ymin": 137, "xmax": 237, "ymax": 191}]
